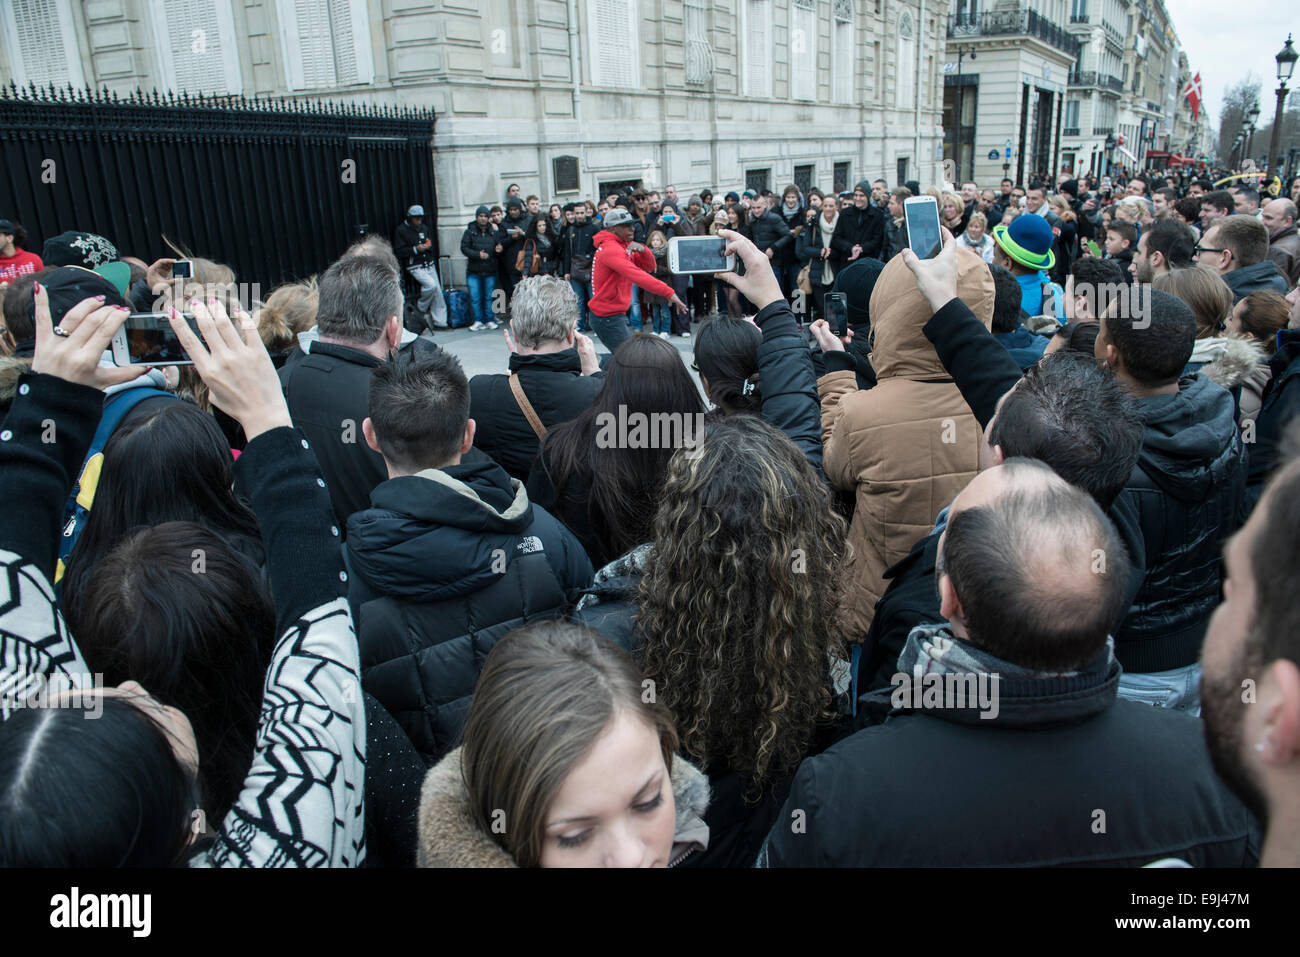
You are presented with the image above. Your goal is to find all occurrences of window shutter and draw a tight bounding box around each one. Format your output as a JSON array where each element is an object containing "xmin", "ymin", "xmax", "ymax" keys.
[
  {"xmin": 295, "ymin": 0, "xmax": 338, "ymax": 87},
  {"xmin": 280, "ymin": 0, "xmax": 372, "ymax": 90},
  {"xmin": 4, "ymin": 0, "xmax": 85, "ymax": 88},
  {"xmin": 156, "ymin": 0, "xmax": 241, "ymax": 94},
  {"xmin": 745, "ymin": 0, "xmax": 771, "ymax": 98},
  {"xmin": 833, "ymin": 0, "xmax": 853, "ymax": 103},
  {"xmin": 896, "ymin": 11, "xmax": 915, "ymax": 109},
  {"xmin": 684, "ymin": 0, "xmax": 712, "ymax": 85},
  {"xmin": 590, "ymin": 0, "xmax": 638, "ymax": 88},
  {"xmin": 791, "ymin": 0, "xmax": 815, "ymax": 101}
]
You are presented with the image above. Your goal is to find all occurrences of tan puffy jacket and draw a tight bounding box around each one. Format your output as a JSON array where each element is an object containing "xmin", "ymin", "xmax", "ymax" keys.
[{"xmin": 819, "ymin": 250, "xmax": 994, "ymax": 641}]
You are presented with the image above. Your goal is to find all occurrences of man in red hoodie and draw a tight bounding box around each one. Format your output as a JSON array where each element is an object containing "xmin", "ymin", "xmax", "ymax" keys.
[{"xmin": 588, "ymin": 207, "xmax": 686, "ymax": 355}]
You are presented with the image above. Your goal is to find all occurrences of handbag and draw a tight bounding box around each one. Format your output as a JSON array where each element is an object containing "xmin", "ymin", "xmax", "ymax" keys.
[
  {"xmin": 797, "ymin": 262, "xmax": 812, "ymax": 295},
  {"xmin": 570, "ymin": 253, "xmax": 593, "ymax": 283},
  {"xmin": 515, "ymin": 241, "xmax": 541, "ymax": 277}
]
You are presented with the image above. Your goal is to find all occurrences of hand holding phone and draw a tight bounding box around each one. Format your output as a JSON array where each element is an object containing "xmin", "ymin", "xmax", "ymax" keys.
[
  {"xmin": 668, "ymin": 235, "xmax": 734, "ymax": 274},
  {"xmin": 903, "ymin": 196, "xmax": 943, "ymax": 259},
  {"xmin": 824, "ymin": 292, "xmax": 849, "ymax": 337}
]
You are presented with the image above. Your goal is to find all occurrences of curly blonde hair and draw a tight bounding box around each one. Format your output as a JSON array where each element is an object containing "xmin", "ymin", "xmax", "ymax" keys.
[{"xmin": 636, "ymin": 415, "xmax": 848, "ymax": 794}]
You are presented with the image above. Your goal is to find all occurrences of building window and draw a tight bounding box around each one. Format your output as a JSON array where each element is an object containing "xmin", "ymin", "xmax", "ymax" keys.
[
  {"xmin": 278, "ymin": 0, "xmax": 374, "ymax": 90},
  {"xmin": 794, "ymin": 164, "xmax": 814, "ymax": 195},
  {"xmin": 896, "ymin": 156, "xmax": 909, "ymax": 185},
  {"xmin": 790, "ymin": 0, "xmax": 815, "ymax": 101},
  {"xmin": 588, "ymin": 0, "xmax": 639, "ymax": 88},
  {"xmin": 833, "ymin": 161, "xmax": 850, "ymax": 193},
  {"xmin": 896, "ymin": 11, "xmax": 915, "ymax": 109},
  {"xmin": 684, "ymin": 0, "xmax": 713, "ymax": 85},
  {"xmin": 1065, "ymin": 98, "xmax": 1081, "ymax": 129},
  {"xmin": 746, "ymin": 168, "xmax": 771, "ymax": 193},
  {"xmin": 1, "ymin": 0, "xmax": 85, "ymax": 89},
  {"xmin": 833, "ymin": 0, "xmax": 853, "ymax": 103},
  {"xmin": 742, "ymin": 0, "xmax": 772, "ymax": 98},
  {"xmin": 152, "ymin": 0, "xmax": 243, "ymax": 95}
]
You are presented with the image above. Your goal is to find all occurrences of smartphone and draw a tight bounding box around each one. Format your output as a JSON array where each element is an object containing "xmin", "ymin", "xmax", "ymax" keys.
[
  {"xmin": 171, "ymin": 260, "xmax": 193, "ymax": 280},
  {"xmin": 903, "ymin": 196, "xmax": 942, "ymax": 260},
  {"xmin": 1086, "ymin": 239, "xmax": 1102, "ymax": 257},
  {"xmin": 825, "ymin": 292, "xmax": 849, "ymax": 338},
  {"xmin": 111, "ymin": 312, "xmax": 199, "ymax": 366},
  {"xmin": 668, "ymin": 235, "xmax": 734, "ymax": 274}
]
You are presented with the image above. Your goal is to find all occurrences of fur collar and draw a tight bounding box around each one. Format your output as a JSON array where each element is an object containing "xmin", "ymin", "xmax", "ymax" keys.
[
  {"xmin": 1198, "ymin": 336, "xmax": 1266, "ymax": 390},
  {"xmin": 417, "ymin": 746, "xmax": 710, "ymax": 867}
]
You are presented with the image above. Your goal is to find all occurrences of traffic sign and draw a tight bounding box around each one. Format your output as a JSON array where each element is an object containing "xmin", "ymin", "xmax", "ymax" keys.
[{"xmin": 988, "ymin": 149, "xmax": 1001, "ymax": 160}]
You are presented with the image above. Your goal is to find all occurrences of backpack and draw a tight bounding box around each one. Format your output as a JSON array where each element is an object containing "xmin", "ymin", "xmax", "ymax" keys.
[{"xmin": 55, "ymin": 386, "xmax": 174, "ymax": 585}]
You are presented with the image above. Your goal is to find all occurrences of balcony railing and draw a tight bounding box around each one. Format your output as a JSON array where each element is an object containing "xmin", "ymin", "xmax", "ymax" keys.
[
  {"xmin": 948, "ymin": 9, "xmax": 1083, "ymax": 58},
  {"xmin": 685, "ymin": 39, "xmax": 714, "ymax": 85},
  {"xmin": 1069, "ymin": 70, "xmax": 1125, "ymax": 93},
  {"xmin": 1063, "ymin": 126, "xmax": 1081, "ymax": 136},
  {"xmin": 1070, "ymin": 12, "xmax": 1089, "ymax": 23},
  {"xmin": 1093, "ymin": 125, "xmax": 1114, "ymax": 136}
]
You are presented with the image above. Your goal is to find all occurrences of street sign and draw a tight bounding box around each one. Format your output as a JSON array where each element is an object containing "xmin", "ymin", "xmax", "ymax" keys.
[
  {"xmin": 988, "ymin": 149, "xmax": 1001, "ymax": 160},
  {"xmin": 1005, "ymin": 146, "xmax": 1012, "ymax": 159}
]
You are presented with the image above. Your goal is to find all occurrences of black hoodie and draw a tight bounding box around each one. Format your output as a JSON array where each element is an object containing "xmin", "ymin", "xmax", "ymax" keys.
[
  {"xmin": 1112, "ymin": 373, "xmax": 1246, "ymax": 672},
  {"xmin": 345, "ymin": 457, "xmax": 593, "ymax": 760}
]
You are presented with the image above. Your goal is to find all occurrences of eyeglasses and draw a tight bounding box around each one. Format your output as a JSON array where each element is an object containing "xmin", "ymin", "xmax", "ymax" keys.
[{"xmin": 1194, "ymin": 245, "xmax": 1225, "ymax": 255}]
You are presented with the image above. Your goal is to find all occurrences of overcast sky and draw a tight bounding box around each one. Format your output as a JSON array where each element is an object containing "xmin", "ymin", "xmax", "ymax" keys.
[{"xmin": 1170, "ymin": 0, "xmax": 1297, "ymax": 126}]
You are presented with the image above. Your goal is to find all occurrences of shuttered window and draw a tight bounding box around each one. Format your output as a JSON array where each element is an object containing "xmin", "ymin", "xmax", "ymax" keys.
[
  {"xmin": 279, "ymin": 0, "xmax": 374, "ymax": 90},
  {"xmin": 588, "ymin": 0, "xmax": 638, "ymax": 88},
  {"xmin": 1, "ymin": 0, "xmax": 85, "ymax": 89},
  {"xmin": 684, "ymin": 0, "xmax": 712, "ymax": 85},
  {"xmin": 896, "ymin": 11, "xmax": 915, "ymax": 109},
  {"xmin": 152, "ymin": 0, "xmax": 242, "ymax": 94},
  {"xmin": 742, "ymin": 0, "xmax": 771, "ymax": 98},
  {"xmin": 790, "ymin": 0, "xmax": 815, "ymax": 101},
  {"xmin": 833, "ymin": 0, "xmax": 853, "ymax": 103}
]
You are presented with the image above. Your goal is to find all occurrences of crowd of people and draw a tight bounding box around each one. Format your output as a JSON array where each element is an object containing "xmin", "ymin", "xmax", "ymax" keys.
[{"xmin": 1, "ymin": 160, "xmax": 1299, "ymax": 869}]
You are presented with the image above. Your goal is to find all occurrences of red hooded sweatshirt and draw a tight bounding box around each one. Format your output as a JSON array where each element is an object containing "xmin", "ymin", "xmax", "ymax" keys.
[{"xmin": 588, "ymin": 229, "xmax": 676, "ymax": 317}]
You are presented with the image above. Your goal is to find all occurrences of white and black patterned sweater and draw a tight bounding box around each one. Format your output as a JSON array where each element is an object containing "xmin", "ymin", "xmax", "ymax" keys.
[{"xmin": 0, "ymin": 372, "xmax": 367, "ymax": 867}]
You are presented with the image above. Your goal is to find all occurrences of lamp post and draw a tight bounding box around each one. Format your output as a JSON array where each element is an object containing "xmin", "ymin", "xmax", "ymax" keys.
[
  {"xmin": 1243, "ymin": 103, "xmax": 1261, "ymax": 168},
  {"xmin": 954, "ymin": 45, "xmax": 977, "ymax": 182},
  {"xmin": 1268, "ymin": 34, "xmax": 1297, "ymax": 179}
]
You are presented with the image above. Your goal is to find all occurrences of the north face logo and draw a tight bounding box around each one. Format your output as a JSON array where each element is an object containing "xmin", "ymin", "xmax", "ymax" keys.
[{"xmin": 516, "ymin": 536, "xmax": 543, "ymax": 554}]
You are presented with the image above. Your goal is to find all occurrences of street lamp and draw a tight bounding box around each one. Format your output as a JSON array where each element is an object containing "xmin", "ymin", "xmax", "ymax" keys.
[
  {"xmin": 1268, "ymin": 34, "xmax": 1297, "ymax": 180},
  {"xmin": 1245, "ymin": 103, "xmax": 1262, "ymax": 167},
  {"xmin": 954, "ymin": 45, "xmax": 977, "ymax": 182}
]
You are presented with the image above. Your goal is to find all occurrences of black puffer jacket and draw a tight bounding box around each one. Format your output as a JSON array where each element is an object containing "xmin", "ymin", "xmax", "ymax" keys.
[
  {"xmin": 1113, "ymin": 373, "xmax": 1246, "ymax": 673},
  {"xmin": 750, "ymin": 209, "xmax": 794, "ymax": 262},
  {"xmin": 498, "ymin": 210, "xmax": 533, "ymax": 267},
  {"xmin": 561, "ymin": 221, "xmax": 599, "ymax": 276},
  {"xmin": 829, "ymin": 203, "xmax": 886, "ymax": 267},
  {"xmin": 468, "ymin": 349, "xmax": 603, "ymax": 480},
  {"xmin": 459, "ymin": 220, "xmax": 502, "ymax": 276},
  {"xmin": 346, "ymin": 458, "xmax": 593, "ymax": 761},
  {"xmin": 396, "ymin": 218, "xmax": 436, "ymax": 268}
]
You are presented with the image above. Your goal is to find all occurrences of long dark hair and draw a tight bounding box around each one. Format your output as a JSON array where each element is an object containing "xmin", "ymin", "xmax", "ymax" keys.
[
  {"xmin": 538, "ymin": 333, "xmax": 705, "ymax": 565},
  {"xmin": 71, "ymin": 523, "xmax": 275, "ymax": 823},
  {"xmin": 525, "ymin": 216, "xmax": 553, "ymax": 245},
  {"xmin": 62, "ymin": 400, "xmax": 264, "ymax": 631},
  {"xmin": 0, "ymin": 695, "xmax": 196, "ymax": 866},
  {"xmin": 694, "ymin": 317, "xmax": 762, "ymax": 414}
]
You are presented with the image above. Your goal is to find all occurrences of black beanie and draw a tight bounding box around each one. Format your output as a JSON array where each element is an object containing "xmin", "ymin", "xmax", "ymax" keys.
[{"xmin": 832, "ymin": 258, "xmax": 887, "ymax": 329}]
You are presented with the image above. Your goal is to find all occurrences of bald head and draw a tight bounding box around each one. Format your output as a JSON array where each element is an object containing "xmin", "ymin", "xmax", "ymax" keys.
[
  {"xmin": 1261, "ymin": 198, "xmax": 1297, "ymax": 241},
  {"xmin": 938, "ymin": 458, "xmax": 1130, "ymax": 671}
]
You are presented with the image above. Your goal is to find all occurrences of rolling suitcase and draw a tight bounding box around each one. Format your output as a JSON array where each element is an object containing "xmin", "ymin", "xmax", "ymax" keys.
[{"xmin": 440, "ymin": 256, "xmax": 473, "ymax": 329}]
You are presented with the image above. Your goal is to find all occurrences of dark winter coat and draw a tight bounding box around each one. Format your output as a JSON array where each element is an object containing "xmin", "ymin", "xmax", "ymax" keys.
[
  {"xmin": 994, "ymin": 325, "xmax": 1049, "ymax": 371},
  {"xmin": 498, "ymin": 210, "xmax": 533, "ymax": 267},
  {"xmin": 1112, "ymin": 374, "xmax": 1246, "ymax": 673},
  {"xmin": 396, "ymin": 218, "xmax": 436, "ymax": 268},
  {"xmin": 468, "ymin": 349, "xmax": 604, "ymax": 480},
  {"xmin": 749, "ymin": 209, "xmax": 794, "ymax": 263},
  {"xmin": 459, "ymin": 220, "xmax": 502, "ymax": 276},
  {"xmin": 346, "ymin": 458, "xmax": 593, "ymax": 762},
  {"xmin": 761, "ymin": 642, "xmax": 1260, "ymax": 866},
  {"xmin": 1223, "ymin": 261, "xmax": 1289, "ymax": 301},
  {"xmin": 1247, "ymin": 328, "xmax": 1300, "ymax": 511},
  {"xmin": 829, "ymin": 203, "xmax": 886, "ymax": 267}
]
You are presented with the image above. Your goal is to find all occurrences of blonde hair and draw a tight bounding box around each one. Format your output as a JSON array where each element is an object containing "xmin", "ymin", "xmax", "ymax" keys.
[
  {"xmin": 647, "ymin": 229, "xmax": 668, "ymax": 248},
  {"xmin": 1048, "ymin": 195, "xmax": 1077, "ymax": 222},
  {"xmin": 1152, "ymin": 268, "xmax": 1234, "ymax": 339},
  {"xmin": 256, "ymin": 278, "xmax": 319, "ymax": 353},
  {"xmin": 966, "ymin": 211, "xmax": 988, "ymax": 231}
]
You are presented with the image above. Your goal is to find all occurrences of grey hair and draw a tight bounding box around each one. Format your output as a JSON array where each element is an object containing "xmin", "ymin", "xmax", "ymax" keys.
[
  {"xmin": 508, "ymin": 276, "xmax": 578, "ymax": 349},
  {"xmin": 342, "ymin": 234, "xmax": 400, "ymax": 278},
  {"xmin": 316, "ymin": 255, "xmax": 402, "ymax": 344}
]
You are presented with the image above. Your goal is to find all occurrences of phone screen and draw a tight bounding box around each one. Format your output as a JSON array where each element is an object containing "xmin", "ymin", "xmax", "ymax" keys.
[
  {"xmin": 672, "ymin": 237, "xmax": 730, "ymax": 273},
  {"xmin": 123, "ymin": 312, "xmax": 198, "ymax": 365},
  {"xmin": 171, "ymin": 260, "xmax": 193, "ymax": 279},
  {"xmin": 825, "ymin": 293, "xmax": 849, "ymax": 338},
  {"xmin": 905, "ymin": 201, "xmax": 942, "ymax": 259}
]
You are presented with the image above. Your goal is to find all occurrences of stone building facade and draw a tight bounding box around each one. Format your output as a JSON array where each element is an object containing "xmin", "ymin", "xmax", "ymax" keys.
[{"xmin": 1, "ymin": 0, "xmax": 946, "ymax": 281}]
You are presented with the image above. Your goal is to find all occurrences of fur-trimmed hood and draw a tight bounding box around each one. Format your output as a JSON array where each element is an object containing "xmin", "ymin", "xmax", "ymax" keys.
[
  {"xmin": 1195, "ymin": 335, "xmax": 1267, "ymax": 391},
  {"xmin": 416, "ymin": 745, "xmax": 710, "ymax": 867}
]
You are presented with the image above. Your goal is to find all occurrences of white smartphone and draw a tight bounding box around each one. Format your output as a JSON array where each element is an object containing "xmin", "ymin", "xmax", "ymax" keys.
[
  {"xmin": 668, "ymin": 235, "xmax": 735, "ymax": 274},
  {"xmin": 904, "ymin": 196, "xmax": 942, "ymax": 259},
  {"xmin": 111, "ymin": 312, "xmax": 198, "ymax": 366}
]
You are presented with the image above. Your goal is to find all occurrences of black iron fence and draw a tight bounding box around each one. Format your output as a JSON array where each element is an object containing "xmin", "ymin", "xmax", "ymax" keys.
[{"xmin": 0, "ymin": 84, "xmax": 437, "ymax": 290}]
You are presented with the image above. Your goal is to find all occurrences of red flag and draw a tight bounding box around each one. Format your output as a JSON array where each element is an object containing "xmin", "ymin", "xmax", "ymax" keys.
[{"xmin": 1182, "ymin": 72, "xmax": 1202, "ymax": 122}]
